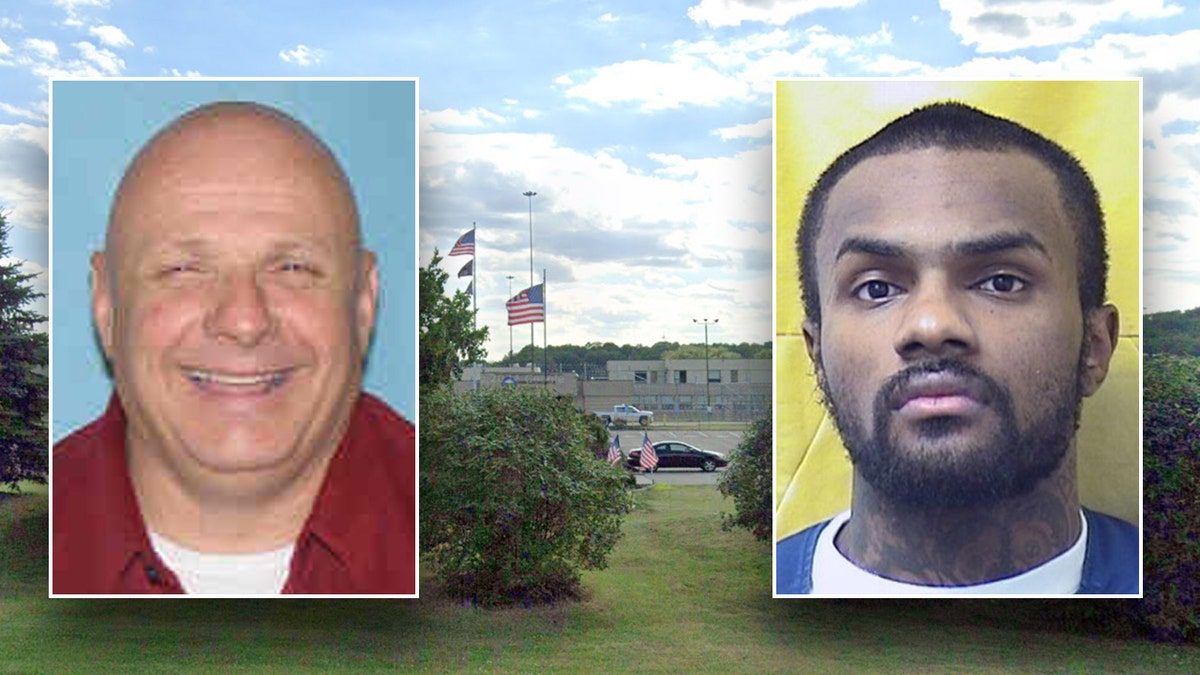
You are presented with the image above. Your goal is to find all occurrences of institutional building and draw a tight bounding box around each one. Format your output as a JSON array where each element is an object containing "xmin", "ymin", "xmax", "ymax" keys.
[{"xmin": 457, "ymin": 358, "xmax": 771, "ymax": 422}]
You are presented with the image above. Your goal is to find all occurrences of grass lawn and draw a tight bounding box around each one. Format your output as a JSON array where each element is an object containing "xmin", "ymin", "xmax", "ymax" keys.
[{"xmin": 2, "ymin": 484, "xmax": 1198, "ymax": 673}]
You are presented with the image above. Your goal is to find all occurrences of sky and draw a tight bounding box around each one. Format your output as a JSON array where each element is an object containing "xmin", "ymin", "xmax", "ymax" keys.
[{"xmin": 2, "ymin": 0, "xmax": 1199, "ymax": 361}]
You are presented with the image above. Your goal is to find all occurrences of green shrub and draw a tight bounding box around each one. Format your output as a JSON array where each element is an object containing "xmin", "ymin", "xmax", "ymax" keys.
[
  {"xmin": 1139, "ymin": 354, "xmax": 1200, "ymax": 641},
  {"xmin": 718, "ymin": 416, "xmax": 772, "ymax": 541},
  {"xmin": 420, "ymin": 386, "xmax": 633, "ymax": 606}
]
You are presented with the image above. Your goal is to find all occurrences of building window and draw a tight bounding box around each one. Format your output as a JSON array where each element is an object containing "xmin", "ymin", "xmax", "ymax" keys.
[
  {"xmin": 650, "ymin": 370, "xmax": 658, "ymax": 384},
  {"xmin": 730, "ymin": 369, "xmax": 739, "ymax": 383},
  {"xmin": 708, "ymin": 369, "xmax": 721, "ymax": 383},
  {"xmin": 634, "ymin": 370, "xmax": 648, "ymax": 383},
  {"xmin": 675, "ymin": 370, "xmax": 688, "ymax": 384}
]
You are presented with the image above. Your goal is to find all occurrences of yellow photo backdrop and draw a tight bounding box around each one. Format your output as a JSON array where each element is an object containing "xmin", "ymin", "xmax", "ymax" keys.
[{"xmin": 775, "ymin": 80, "xmax": 1141, "ymax": 538}]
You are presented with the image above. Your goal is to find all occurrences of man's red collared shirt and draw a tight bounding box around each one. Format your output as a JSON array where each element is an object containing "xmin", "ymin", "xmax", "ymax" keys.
[{"xmin": 52, "ymin": 392, "xmax": 416, "ymax": 595}]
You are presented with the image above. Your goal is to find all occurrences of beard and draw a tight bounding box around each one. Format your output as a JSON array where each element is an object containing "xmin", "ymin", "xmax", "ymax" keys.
[{"xmin": 819, "ymin": 353, "xmax": 1085, "ymax": 509}]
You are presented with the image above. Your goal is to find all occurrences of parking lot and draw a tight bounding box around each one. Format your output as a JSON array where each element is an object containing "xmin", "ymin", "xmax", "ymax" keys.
[{"xmin": 608, "ymin": 427, "xmax": 744, "ymax": 486}]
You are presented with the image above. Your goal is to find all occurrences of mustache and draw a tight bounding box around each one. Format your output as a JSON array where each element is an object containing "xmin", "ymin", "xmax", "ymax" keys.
[{"xmin": 876, "ymin": 359, "xmax": 1006, "ymax": 411}]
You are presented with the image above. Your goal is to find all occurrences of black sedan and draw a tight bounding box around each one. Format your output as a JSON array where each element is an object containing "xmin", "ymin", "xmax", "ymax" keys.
[{"xmin": 626, "ymin": 441, "xmax": 728, "ymax": 472}]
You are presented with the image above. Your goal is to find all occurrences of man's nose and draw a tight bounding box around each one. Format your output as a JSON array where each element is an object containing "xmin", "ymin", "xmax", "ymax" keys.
[
  {"xmin": 204, "ymin": 270, "xmax": 276, "ymax": 347},
  {"xmin": 893, "ymin": 278, "xmax": 976, "ymax": 360}
]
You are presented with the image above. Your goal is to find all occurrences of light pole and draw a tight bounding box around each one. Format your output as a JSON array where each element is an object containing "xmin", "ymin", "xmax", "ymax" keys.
[
  {"xmin": 505, "ymin": 274, "xmax": 515, "ymax": 365},
  {"xmin": 523, "ymin": 191, "xmax": 537, "ymax": 380},
  {"xmin": 693, "ymin": 318, "xmax": 718, "ymax": 422}
]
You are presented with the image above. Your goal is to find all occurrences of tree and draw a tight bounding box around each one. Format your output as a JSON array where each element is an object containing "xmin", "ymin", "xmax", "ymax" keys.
[
  {"xmin": 421, "ymin": 386, "xmax": 633, "ymax": 606},
  {"xmin": 718, "ymin": 416, "xmax": 772, "ymax": 541},
  {"xmin": 419, "ymin": 249, "xmax": 488, "ymax": 392},
  {"xmin": 0, "ymin": 211, "xmax": 48, "ymax": 489},
  {"xmin": 661, "ymin": 343, "xmax": 743, "ymax": 360}
]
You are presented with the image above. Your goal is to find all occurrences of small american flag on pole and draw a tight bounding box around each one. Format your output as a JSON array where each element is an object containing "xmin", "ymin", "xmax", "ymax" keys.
[
  {"xmin": 449, "ymin": 229, "xmax": 475, "ymax": 256},
  {"xmin": 607, "ymin": 435, "xmax": 621, "ymax": 464},
  {"xmin": 506, "ymin": 283, "xmax": 545, "ymax": 326},
  {"xmin": 639, "ymin": 432, "xmax": 658, "ymax": 472}
]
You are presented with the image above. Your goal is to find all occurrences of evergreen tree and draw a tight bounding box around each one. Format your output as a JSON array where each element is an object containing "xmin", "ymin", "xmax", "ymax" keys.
[{"xmin": 0, "ymin": 212, "xmax": 48, "ymax": 489}]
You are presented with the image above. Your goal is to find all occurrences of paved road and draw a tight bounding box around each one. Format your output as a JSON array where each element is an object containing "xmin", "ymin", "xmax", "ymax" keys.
[{"xmin": 608, "ymin": 427, "xmax": 744, "ymax": 486}]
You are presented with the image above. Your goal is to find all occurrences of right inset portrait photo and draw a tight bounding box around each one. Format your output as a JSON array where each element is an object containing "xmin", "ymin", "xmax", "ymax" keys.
[{"xmin": 773, "ymin": 79, "xmax": 1141, "ymax": 597}]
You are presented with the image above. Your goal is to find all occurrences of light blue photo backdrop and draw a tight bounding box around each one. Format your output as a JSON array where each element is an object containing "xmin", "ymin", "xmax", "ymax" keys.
[{"xmin": 51, "ymin": 79, "xmax": 417, "ymax": 441}]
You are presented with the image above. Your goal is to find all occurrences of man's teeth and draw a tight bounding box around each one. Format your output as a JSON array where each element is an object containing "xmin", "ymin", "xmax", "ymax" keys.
[{"xmin": 186, "ymin": 370, "xmax": 286, "ymax": 386}]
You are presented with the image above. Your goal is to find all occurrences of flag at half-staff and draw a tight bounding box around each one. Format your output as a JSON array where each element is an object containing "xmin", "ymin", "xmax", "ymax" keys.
[
  {"xmin": 449, "ymin": 228, "xmax": 475, "ymax": 256},
  {"xmin": 506, "ymin": 283, "xmax": 544, "ymax": 326}
]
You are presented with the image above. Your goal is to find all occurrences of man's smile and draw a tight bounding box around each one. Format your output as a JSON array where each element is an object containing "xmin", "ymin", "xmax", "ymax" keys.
[{"xmin": 182, "ymin": 367, "xmax": 294, "ymax": 394}]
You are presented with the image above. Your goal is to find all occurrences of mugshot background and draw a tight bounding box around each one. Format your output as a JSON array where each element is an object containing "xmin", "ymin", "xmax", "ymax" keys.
[
  {"xmin": 774, "ymin": 79, "xmax": 1142, "ymax": 537},
  {"xmin": 49, "ymin": 78, "xmax": 418, "ymax": 441}
]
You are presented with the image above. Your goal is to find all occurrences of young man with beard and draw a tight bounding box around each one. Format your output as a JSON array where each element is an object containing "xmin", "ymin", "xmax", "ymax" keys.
[{"xmin": 775, "ymin": 101, "xmax": 1138, "ymax": 595}]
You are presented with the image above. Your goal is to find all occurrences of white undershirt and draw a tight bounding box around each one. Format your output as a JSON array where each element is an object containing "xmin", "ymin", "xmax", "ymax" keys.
[
  {"xmin": 811, "ymin": 508, "xmax": 1087, "ymax": 596},
  {"xmin": 149, "ymin": 532, "xmax": 295, "ymax": 595}
]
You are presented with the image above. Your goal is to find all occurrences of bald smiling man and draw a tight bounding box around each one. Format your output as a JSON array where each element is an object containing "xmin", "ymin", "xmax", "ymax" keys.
[{"xmin": 53, "ymin": 102, "xmax": 416, "ymax": 595}]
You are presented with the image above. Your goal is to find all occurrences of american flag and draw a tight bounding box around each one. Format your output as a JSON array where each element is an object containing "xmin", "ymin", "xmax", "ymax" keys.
[
  {"xmin": 457, "ymin": 259, "xmax": 473, "ymax": 278},
  {"xmin": 506, "ymin": 283, "xmax": 545, "ymax": 326},
  {"xmin": 449, "ymin": 229, "xmax": 475, "ymax": 256},
  {"xmin": 607, "ymin": 435, "xmax": 621, "ymax": 464},
  {"xmin": 639, "ymin": 432, "xmax": 658, "ymax": 471}
]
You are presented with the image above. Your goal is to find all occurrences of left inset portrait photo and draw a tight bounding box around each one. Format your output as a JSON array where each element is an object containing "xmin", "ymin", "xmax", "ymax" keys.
[{"xmin": 50, "ymin": 79, "xmax": 418, "ymax": 596}]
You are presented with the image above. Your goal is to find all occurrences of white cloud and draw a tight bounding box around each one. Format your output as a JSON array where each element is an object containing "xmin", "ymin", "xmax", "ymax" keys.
[
  {"xmin": 0, "ymin": 122, "xmax": 47, "ymax": 154},
  {"xmin": 53, "ymin": 0, "xmax": 109, "ymax": 29},
  {"xmin": 419, "ymin": 129, "xmax": 772, "ymax": 356},
  {"xmin": 0, "ymin": 123, "xmax": 49, "ymax": 240},
  {"xmin": 562, "ymin": 57, "xmax": 751, "ymax": 111},
  {"xmin": 0, "ymin": 37, "xmax": 10, "ymax": 56},
  {"xmin": 73, "ymin": 40, "xmax": 124, "ymax": 75},
  {"xmin": 561, "ymin": 24, "xmax": 896, "ymax": 111},
  {"xmin": 0, "ymin": 103, "xmax": 46, "ymax": 123},
  {"xmin": 23, "ymin": 38, "xmax": 59, "ymax": 60},
  {"xmin": 163, "ymin": 67, "xmax": 202, "ymax": 77},
  {"xmin": 859, "ymin": 52, "xmax": 928, "ymax": 74},
  {"xmin": 0, "ymin": 18, "xmax": 23, "ymax": 30},
  {"xmin": 599, "ymin": 12, "xmax": 619, "ymax": 23},
  {"xmin": 937, "ymin": 30, "xmax": 1200, "ymax": 108},
  {"xmin": 688, "ymin": 0, "xmax": 866, "ymax": 28},
  {"xmin": 52, "ymin": 0, "xmax": 109, "ymax": 9},
  {"xmin": 88, "ymin": 24, "xmax": 132, "ymax": 48},
  {"xmin": 938, "ymin": 0, "xmax": 1185, "ymax": 53},
  {"xmin": 421, "ymin": 107, "xmax": 508, "ymax": 132},
  {"xmin": 715, "ymin": 117, "xmax": 771, "ymax": 140},
  {"xmin": 279, "ymin": 44, "xmax": 325, "ymax": 66}
]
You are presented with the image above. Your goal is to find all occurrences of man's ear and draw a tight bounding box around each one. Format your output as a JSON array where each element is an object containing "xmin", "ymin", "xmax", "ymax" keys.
[
  {"xmin": 91, "ymin": 252, "xmax": 115, "ymax": 361},
  {"xmin": 1080, "ymin": 303, "xmax": 1119, "ymax": 397},
  {"xmin": 356, "ymin": 249, "xmax": 379, "ymax": 356},
  {"xmin": 802, "ymin": 317, "xmax": 821, "ymax": 374}
]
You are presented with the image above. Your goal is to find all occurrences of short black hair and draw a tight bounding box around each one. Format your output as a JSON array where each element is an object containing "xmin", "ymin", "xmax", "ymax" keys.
[{"xmin": 797, "ymin": 101, "xmax": 1107, "ymax": 327}]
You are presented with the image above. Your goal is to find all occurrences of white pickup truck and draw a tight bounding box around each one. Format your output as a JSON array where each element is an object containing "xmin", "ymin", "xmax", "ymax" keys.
[{"xmin": 594, "ymin": 404, "xmax": 654, "ymax": 427}]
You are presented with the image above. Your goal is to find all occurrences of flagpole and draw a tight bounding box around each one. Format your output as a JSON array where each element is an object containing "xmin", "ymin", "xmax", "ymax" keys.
[
  {"xmin": 523, "ymin": 191, "xmax": 536, "ymax": 379},
  {"xmin": 542, "ymin": 268, "xmax": 548, "ymax": 387},
  {"xmin": 471, "ymin": 222, "xmax": 477, "ymax": 333},
  {"xmin": 505, "ymin": 275, "xmax": 515, "ymax": 365}
]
